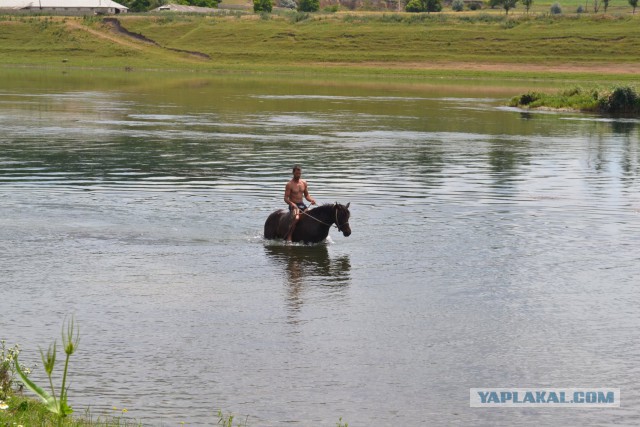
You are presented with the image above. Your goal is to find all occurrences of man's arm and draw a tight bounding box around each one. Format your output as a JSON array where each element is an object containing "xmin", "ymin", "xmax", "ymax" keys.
[
  {"xmin": 303, "ymin": 181, "xmax": 316, "ymax": 205},
  {"xmin": 284, "ymin": 183, "xmax": 296, "ymax": 208}
]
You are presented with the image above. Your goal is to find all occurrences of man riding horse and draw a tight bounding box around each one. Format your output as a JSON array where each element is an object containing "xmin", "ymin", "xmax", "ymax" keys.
[
  {"xmin": 284, "ymin": 165, "xmax": 316, "ymax": 242},
  {"xmin": 264, "ymin": 165, "xmax": 351, "ymax": 244}
]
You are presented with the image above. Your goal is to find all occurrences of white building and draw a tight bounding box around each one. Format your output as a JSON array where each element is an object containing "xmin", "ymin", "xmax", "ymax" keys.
[{"xmin": 0, "ymin": 0, "xmax": 128, "ymax": 14}]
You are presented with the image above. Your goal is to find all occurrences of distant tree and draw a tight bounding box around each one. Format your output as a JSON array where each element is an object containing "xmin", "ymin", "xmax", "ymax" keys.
[
  {"xmin": 593, "ymin": 0, "xmax": 600, "ymax": 12},
  {"xmin": 500, "ymin": 0, "xmax": 518, "ymax": 14},
  {"xmin": 124, "ymin": 0, "xmax": 165, "ymax": 11},
  {"xmin": 126, "ymin": 0, "xmax": 150, "ymax": 12},
  {"xmin": 425, "ymin": 0, "xmax": 442, "ymax": 11},
  {"xmin": 452, "ymin": 0, "xmax": 464, "ymax": 10},
  {"xmin": 298, "ymin": 0, "xmax": 319, "ymax": 11},
  {"xmin": 405, "ymin": 0, "xmax": 441, "ymax": 12},
  {"xmin": 254, "ymin": 0, "xmax": 273, "ymax": 12},
  {"xmin": 521, "ymin": 0, "xmax": 532, "ymax": 13},
  {"xmin": 550, "ymin": 2, "xmax": 562, "ymax": 13},
  {"xmin": 405, "ymin": 0, "xmax": 423, "ymax": 10},
  {"xmin": 630, "ymin": 0, "xmax": 638, "ymax": 13},
  {"xmin": 177, "ymin": 0, "xmax": 219, "ymax": 7},
  {"xmin": 603, "ymin": 0, "xmax": 609, "ymax": 11}
]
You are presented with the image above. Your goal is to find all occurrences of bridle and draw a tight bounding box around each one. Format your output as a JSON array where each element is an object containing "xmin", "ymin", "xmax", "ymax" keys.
[
  {"xmin": 301, "ymin": 204, "xmax": 350, "ymax": 232},
  {"xmin": 334, "ymin": 207, "xmax": 350, "ymax": 232}
]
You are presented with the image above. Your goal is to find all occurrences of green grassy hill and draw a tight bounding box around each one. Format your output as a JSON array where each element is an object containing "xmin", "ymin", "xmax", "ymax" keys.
[{"xmin": 1, "ymin": 11, "xmax": 639, "ymax": 81}]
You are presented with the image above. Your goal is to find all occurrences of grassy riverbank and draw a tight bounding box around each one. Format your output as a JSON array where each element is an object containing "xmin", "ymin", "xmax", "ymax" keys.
[
  {"xmin": 1, "ymin": 395, "xmax": 249, "ymax": 426},
  {"xmin": 1, "ymin": 11, "xmax": 639, "ymax": 82},
  {"xmin": 510, "ymin": 84, "xmax": 640, "ymax": 113},
  {"xmin": 0, "ymin": 395, "xmax": 142, "ymax": 426}
]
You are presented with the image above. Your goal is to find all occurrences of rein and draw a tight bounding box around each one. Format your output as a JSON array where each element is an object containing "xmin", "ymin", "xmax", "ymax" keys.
[{"xmin": 301, "ymin": 205, "xmax": 349, "ymax": 232}]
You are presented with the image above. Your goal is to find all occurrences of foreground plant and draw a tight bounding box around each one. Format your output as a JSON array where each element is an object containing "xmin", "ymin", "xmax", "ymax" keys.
[
  {"xmin": 14, "ymin": 316, "xmax": 80, "ymax": 426},
  {"xmin": 1, "ymin": 340, "xmax": 31, "ymax": 400},
  {"xmin": 217, "ymin": 409, "xmax": 249, "ymax": 427}
]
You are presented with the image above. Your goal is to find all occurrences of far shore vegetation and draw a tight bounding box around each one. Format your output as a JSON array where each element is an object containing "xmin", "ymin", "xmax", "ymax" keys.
[{"xmin": 510, "ymin": 85, "xmax": 640, "ymax": 114}]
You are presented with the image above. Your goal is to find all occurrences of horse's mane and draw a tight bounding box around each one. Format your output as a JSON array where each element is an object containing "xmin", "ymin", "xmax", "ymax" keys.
[
  {"xmin": 318, "ymin": 203, "xmax": 335, "ymax": 209},
  {"xmin": 307, "ymin": 204, "xmax": 332, "ymax": 215},
  {"xmin": 310, "ymin": 203, "xmax": 345, "ymax": 213}
]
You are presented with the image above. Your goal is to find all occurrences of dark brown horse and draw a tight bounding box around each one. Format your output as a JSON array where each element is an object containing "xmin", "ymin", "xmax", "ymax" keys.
[{"xmin": 264, "ymin": 203, "xmax": 351, "ymax": 244}]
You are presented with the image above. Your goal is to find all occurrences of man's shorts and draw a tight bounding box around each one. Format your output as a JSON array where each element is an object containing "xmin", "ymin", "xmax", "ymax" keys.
[{"xmin": 289, "ymin": 202, "xmax": 308, "ymax": 212}]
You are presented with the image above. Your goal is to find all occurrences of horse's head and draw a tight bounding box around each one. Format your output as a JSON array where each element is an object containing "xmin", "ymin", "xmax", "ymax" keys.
[{"xmin": 333, "ymin": 202, "xmax": 351, "ymax": 237}]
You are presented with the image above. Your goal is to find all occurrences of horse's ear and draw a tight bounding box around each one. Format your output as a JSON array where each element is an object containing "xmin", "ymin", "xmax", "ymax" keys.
[{"xmin": 346, "ymin": 202, "xmax": 350, "ymax": 209}]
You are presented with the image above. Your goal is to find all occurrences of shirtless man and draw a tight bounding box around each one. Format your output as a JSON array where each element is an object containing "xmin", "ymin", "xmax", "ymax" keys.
[{"xmin": 284, "ymin": 165, "xmax": 316, "ymax": 242}]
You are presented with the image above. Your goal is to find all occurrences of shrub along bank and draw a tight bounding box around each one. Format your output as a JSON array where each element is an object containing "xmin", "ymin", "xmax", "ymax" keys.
[{"xmin": 510, "ymin": 85, "xmax": 640, "ymax": 114}]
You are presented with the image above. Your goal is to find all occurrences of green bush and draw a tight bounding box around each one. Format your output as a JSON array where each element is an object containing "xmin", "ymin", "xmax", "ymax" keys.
[
  {"xmin": 599, "ymin": 86, "xmax": 640, "ymax": 114},
  {"xmin": 254, "ymin": 0, "xmax": 273, "ymax": 12},
  {"xmin": 452, "ymin": 0, "xmax": 464, "ymax": 11},
  {"xmin": 298, "ymin": 0, "xmax": 319, "ymax": 11},
  {"xmin": 550, "ymin": 2, "xmax": 562, "ymax": 13},
  {"xmin": 289, "ymin": 11, "xmax": 310, "ymax": 21},
  {"xmin": 559, "ymin": 86, "xmax": 584, "ymax": 97},
  {"xmin": 405, "ymin": 0, "xmax": 423, "ymax": 11},
  {"xmin": 512, "ymin": 92, "xmax": 541, "ymax": 106},
  {"xmin": 511, "ymin": 86, "xmax": 640, "ymax": 114},
  {"xmin": 405, "ymin": 0, "xmax": 442, "ymax": 12}
]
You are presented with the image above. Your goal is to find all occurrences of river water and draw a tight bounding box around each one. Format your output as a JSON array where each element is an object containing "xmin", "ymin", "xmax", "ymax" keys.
[{"xmin": 1, "ymin": 70, "xmax": 640, "ymax": 426}]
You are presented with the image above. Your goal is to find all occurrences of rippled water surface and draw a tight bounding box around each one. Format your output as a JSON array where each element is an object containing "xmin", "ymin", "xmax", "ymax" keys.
[{"xmin": 2, "ymin": 70, "xmax": 640, "ymax": 426}]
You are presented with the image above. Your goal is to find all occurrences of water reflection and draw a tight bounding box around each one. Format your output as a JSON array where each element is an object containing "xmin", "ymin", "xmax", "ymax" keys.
[
  {"xmin": 263, "ymin": 244, "xmax": 351, "ymax": 314},
  {"xmin": 487, "ymin": 139, "xmax": 530, "ymax": 197},
  {"xmin": 519, "ymin": 111, "xmax": 534, "ymax": 121},
  {"xmin": 488, "ymin": 145, "xmax": 521, "ymax": 174},
  {"xmin": 610, "ymin": 119, "xmax": 637, "ymax": 135}
]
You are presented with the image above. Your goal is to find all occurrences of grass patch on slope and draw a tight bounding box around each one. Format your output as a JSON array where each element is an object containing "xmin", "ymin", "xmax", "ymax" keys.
[{"xmin": 120, "ymin": 13, "xmax": 640, "ymax": 66}]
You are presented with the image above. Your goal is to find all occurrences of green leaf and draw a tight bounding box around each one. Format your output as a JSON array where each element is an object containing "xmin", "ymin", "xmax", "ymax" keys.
[
  {"xmin": 14, "ymin": 355, "xmax": 59, "ymax": 415},
  {"xmin": 60, "ymin": 397, "xmax": 73, "ymax": 416}
]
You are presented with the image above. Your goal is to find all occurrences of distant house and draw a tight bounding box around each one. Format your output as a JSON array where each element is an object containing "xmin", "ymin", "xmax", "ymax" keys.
[
  {"xmin": 153, "ymin": 3, "xmax": 249, "ymax": 12},
  {"xmin": 0, "ymin": 0, "xmax": 128, "ymax": 14},
  {"xmin": 153, "ymin": 3, "xmax": 218, "ymax": 13}
]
